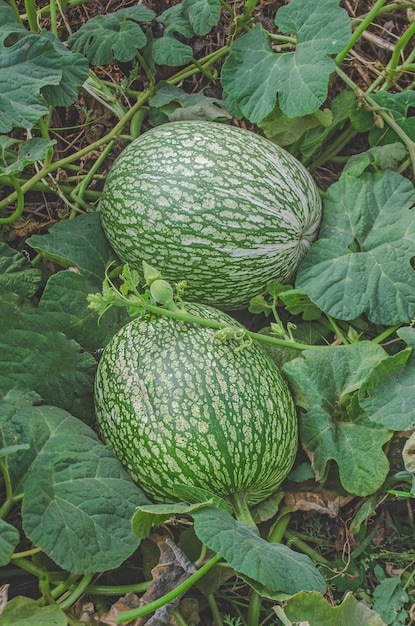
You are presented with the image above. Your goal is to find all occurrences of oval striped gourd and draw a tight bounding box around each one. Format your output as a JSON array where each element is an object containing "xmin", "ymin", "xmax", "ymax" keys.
[
  {"xmin": 99, "ymin": 121, "xmax": 322, "ymax": 310},
  {"xmin": 94, "ymin": 303, "xmax": 298, "ymax": 505}
]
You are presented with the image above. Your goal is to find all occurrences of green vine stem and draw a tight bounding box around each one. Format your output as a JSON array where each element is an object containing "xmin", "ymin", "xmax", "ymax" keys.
[
  {"xmin": 49, "ymin": 573, "xmax": 80, "ymax": 601},
  {"xmin": 7, "ymin": 0, "xmax": 23, "ymax": 22},
  {"xmin": 283, "ymin": 531, "xmax": 329, "ymax": 565},
  {"xmin": 335, "ymin": 66, "xmax": 415, "ymax": 172},
  {"xmin": 207, "ymin": 593, "xmax": 225, "ymax": 626},
  {"xmin": 115, "ymin": 553, "xmax": 223, "ymax": 624},
  {"xmin": 1, "ymin": 177, "xmax": 101, "ymax": 202},
  {"xmin": 70, "ymin": 140, "xmax": 115, "ymax": 214},
  {"xmin": 372, "ymin": 324, "xmax": 402, "ymax": 344},
  {"xmin": 11, "ymin": 547, "xmax": 42, "ymax": 559},
  {"xmin": 0, "ymin": 175, "xmax": 25, "ymax": 225},
  {"xmin": 227, "ymin": 494, "xmax": 263, "ymax": 626},
  {"xmin": 335, "ymin": 0, "xmax": 389, "ymax": 66},
  {"xmin": 267, "ymin": 509, "xmax": 291, "ymax": 544},
  {"xmin": 382, "ymin": 19, "xmax": 415, "ymax": 89},
  {"xmin": 0, "ymin": 88, "xmax": 152, "ymax": 214},
  {"xmin": 24, "ymin": 0, "xmax": 38, "ymax": 31},
  {"xmin": 0, "ymin": 460, "xmax": 15, "ymax": 519},
  {"xmin": 56, "ymin": 573, "xmax": 95, "ymax": 611},
  {"xmin": 167, "ymin": 47, "xmax": 230, "ymax": 86},
  {"xmin": 85, "ymin": 580, "xmax": 151, "ymax": 596},
  {"xmin": 49, "ymin": 0, "xmax": 58, "ymax": 37},
  {"xmin": 88, "ymin": 285, "xmax": 324, "ymax": 352}
]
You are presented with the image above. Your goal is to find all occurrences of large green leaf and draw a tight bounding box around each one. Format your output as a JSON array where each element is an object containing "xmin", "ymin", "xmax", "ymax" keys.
[
  {"xmin": 39, "ymin": 31, "xmax": 88, "ymax": 107},
  {"xmin": 192, "ymin": 507, "xmax": 326, "ymax": 595},
  {"xmin": 0, "ymin": 31, "xmax": 60, "ymax": 132},
  {"xmin": 182, "ymin": 0, "xmax": 221, "ymax": 36},
  {"xmin": 21, "ymin": 409, "xmax": 149, "ymax": 574},
  {"xmin": 283, "ymin": 590, "xmax": 386, "ymax": 625},
  {"xmin": 258, "ymin": 105, "xmax": 332, "ymax": 147},
  {"xmin": 0, "ymin": 225, "xmax": 121, "ymax": 419},
  {"xmin": 283, "ymin": 342, "xmax": 393, "ymax": 496},
  {"xmin": 0, "ymin": 596, "xmax": 68, "ymax": 625},
  {"xmin": 296, "ymin": 170, "xmax": 415, "ymax": 325},
  {"xmin": 359, "ymin": 327, "xmax": 415, "ymax": 431},
  {"xmin": 0, "ymin": 14, "xmax": 88, "ymax": 132},
  {"xmin": 149, "ymin": 81, "xmax": 231, "ymax": 125},
  {"xmin": 0, "ymin": 304, "xmax": 96, "ymax": 416},
  {"xmin": 152, "ymin": 5, "xmax": 194, "ymax": 67},
  {"xmin": 221, "ymin": 0, "xmax": 351, "ymax": 121},
  {"xmin": 68, "ymin": 5, "xmax": 155, "ymax": 64},
  {"xmin": 0, "ymin": 518, "xmax": 19, "ymax": 566},
  {"xmin": 38, "ymin": 270, "xmax": 127, "ymax": 352},
  {"xmin": 0, "ymin": 390, "xmax": 91, "ymax": 497},
  {"xmin": 0, "ymin": 242, "xmax": 42, "ymax": 303},
  {"xmin": 27, "ymin": 212, "xmax": 116, "ymax": 286},
  {"xmin": 0, "ymin": 137, "xmax": 56, "ymax": 176}
]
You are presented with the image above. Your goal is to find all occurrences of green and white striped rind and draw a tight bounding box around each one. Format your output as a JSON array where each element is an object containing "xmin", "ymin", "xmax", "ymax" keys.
[
  {"xmin": 94, "ymin": 303, "xmax": 298, "ymax": 505},
  {"xmin": 99, "ymin": 121, "xmax": 322, "ymax": 310}
]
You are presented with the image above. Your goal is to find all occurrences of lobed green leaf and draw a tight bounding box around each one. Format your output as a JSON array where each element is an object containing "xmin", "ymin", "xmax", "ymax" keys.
[
  {"xmin": 283, "ymin": 590, "xmax": 387, "ymax": 625},
  {"xmin": 221, "ymin": 0, "xmax": 351, "ymax": 122},
  {"xmin": 0, "ymin": 519, "xmax": 19, "ymax": 566},
  {"xmin": 0, "ymin": 137, "xmax": 56, "ymax": 176},
  {"xmin": 0, "ymin": 242, "xmax": 42, "ymax": 303},
  {"xmin": 296, "ymin": 170, "xmax": 415, "ymax": 325},
  {"xmin": 182, "ymin": 0, "xmax": 221, "ymax": 36},
  {"xmin": 27, "ymin": 212, "xmax": 117, "ymax": 287},
  {"xmin": 0, "ymin": 31, "xmax": 60, "ymax": 132},
  {"xmin": 21, "ymin": 410, "xmax": 149, "ymax": 574},
  {"xmin": 283, "ymin": 342, "xmax": 393, "ymax": 496},
  {"xmin": 193, "ymin": 507, "xmax": 326, "ymax": 595},
  {"xmin": 359, "ymin": 327, "xmax": 415, "ymax": 431},
  {"xmin": 68, "ymin": 5, "xmax": 156, "ymax": 64},
  {"xmin": 0, "ymin": 596, "xmax": 68, "ymax": 625}
]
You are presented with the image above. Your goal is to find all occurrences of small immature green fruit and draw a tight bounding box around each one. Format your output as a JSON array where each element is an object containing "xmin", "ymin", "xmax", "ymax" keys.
[{"xmin": 94, "ymin": 303, "xmax": 298, "ymax": 505}]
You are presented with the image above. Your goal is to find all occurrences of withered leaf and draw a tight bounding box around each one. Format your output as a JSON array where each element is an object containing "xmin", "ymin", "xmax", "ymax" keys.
[{"xmin": 101, "ymin": 534, "xmax": 196, "ymax": 626}]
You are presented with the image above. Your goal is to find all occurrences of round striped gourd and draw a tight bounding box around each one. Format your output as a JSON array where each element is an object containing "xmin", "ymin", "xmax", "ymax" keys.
[
  {"xmin": 94, "ymin": 303, "xmax": 298, "ymax": 505},
  {"xmin": 99, "ymin": 121, "xmax": 321, "ymax": 310}
]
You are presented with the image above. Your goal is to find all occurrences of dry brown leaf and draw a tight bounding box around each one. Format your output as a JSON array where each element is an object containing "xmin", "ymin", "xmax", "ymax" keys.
[
  {"xmin": 101, "ymin": 535, "xmax": 196, "ymax": 626},
  {"xmin": 0, "ymin": 585, "xmax": 10, "ymax": 615},
  {"xmin": 284, "ymin": 490, "xmax": 352, "ymax": 517},
  {"xmin": 100, "ymin": 593, "xmax": 141, "ymax": 626}
]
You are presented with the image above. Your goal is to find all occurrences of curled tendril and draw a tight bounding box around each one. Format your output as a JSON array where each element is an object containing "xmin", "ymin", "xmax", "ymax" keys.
[{"xmin": 214, "ymin": 327, "xmax": 253, "ymax": 352}]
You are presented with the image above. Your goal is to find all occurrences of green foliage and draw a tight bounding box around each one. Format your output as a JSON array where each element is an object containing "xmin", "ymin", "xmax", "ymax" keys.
[
  {"xmin": 0, "ymin": 597, "xmax": 68, "ymax": 625},
  {"xmin": 282, "ymin": 590, "xmax": 387, "ymax": 625},
  {"xmin": 296, "ymin": 169, "xmax": 415, "ymax": 325},
  {"xmin": 183, "ymin": 0, "xmax": 221, "ymax": 36},
  {"xmin": 21, "ymin": 411, "xmax": 148, "ymax": 574},
  {"xmin": 283, "ymin": 342, "xmax": 393, "ymax": 495},
  {"xmin": 221, "ymin": 0, "xmax": 351, "ymax": 121},
  {"xmin": 0, "ymin": 391, "xmax": 148, "ymax": 574},
  {"xmin": 359, "ymin": 328, "xmax": 415, "ymax": 431},
  {"xmin": 1, "ymin": 0, "xmax": 415, "ymax": 622},
  {"xmin": 0, "ymin": 0, "xmax": 88, "ymax": 133},
  {"xmin": 149, "ymin": 81, "xmax": 231, "ymax": 125},
  {"xmin": 0, "ymin": 137, "xmax": 56, "ymax": 176},
  {"xmin": 192, "ymin": 507, "xmax": 326, "ymax": 595},
  {"xmin": 68, "ymin": 5, "xmax": 156, "ymax": 64},
  {"xmin": 372, "ymin": 576, "xmax": 409, "ymax": 625},
  {"xmin": 0, "ymin": 518, "xmax": 19, "ymax": 566}
]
